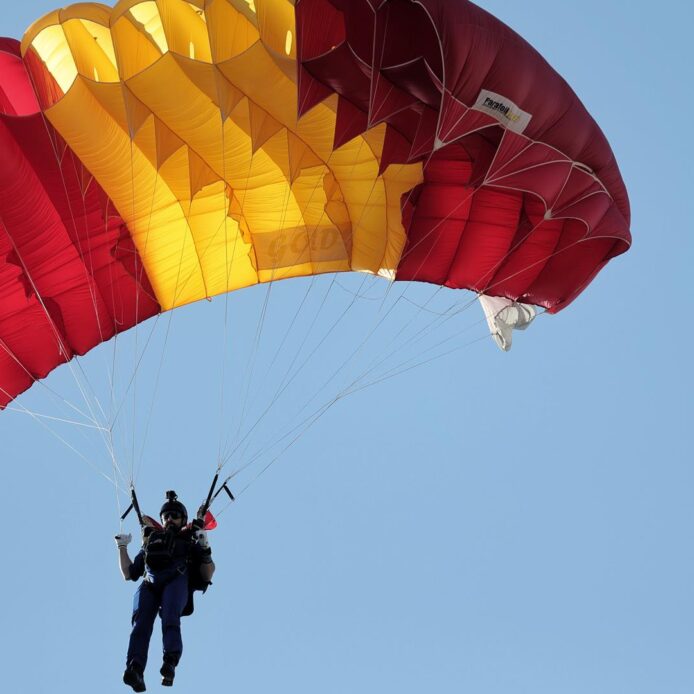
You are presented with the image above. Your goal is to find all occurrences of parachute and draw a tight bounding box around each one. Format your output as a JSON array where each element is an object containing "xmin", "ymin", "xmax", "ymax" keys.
[{"xmin": 0, "ymin": 0, "xmax": 631, "ymax": 477}]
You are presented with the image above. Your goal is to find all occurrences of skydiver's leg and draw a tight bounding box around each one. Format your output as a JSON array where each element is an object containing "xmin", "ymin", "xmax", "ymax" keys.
[
  {"xmin": 126, "ymin": 582, "xmax": 160, "ymax": 671},
  {"xmin": 159, "ymin": 573, "xmax": 189, "ymax": 665}
]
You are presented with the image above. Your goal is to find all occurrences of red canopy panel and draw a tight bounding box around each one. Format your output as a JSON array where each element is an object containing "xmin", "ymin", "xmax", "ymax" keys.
[
  {"xmin": 296, "ymin": 0, "xmax": 631, "ymax": 312},
  {"xmin": 0, "ymin": 39, "xmax": 160, "ymax": 408}
]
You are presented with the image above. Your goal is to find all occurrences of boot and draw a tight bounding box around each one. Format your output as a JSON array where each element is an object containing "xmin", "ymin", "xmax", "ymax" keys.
[
  {"xmin": 160, "ymin": 658, "xmax": 176, "ymax": 687},
  {"xmin": 123, "ymin": 661, "xmax": 146, "ymax": 692}
]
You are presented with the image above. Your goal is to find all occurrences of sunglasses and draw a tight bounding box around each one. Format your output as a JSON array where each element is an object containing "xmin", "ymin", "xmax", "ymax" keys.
[{"xmin": 162, "ymin": 511, "xmax": 182, "ymax": 521}]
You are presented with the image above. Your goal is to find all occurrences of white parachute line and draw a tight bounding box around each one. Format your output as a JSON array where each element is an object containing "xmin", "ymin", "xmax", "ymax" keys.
[
  {"xmin": 223, "ymin": 139, "xmax": 350, "ymax": 461},
  {"xmin": 226, "ymin": 261, "xmax": 278, "ymax": 457},
  {"xmin": 227, "ymin": 295, "xmax": 452, "ymax": 478},
  {"xmin": 225, "ymin": 200, "xmax": 559, "ymax": 473},
  {"xmin": 135, "ymin": 310, "xmax": 177, "ymax": 473},
  {"xmin": 225, "ymin": 274, "xmax": 349, "ymax": 465},
  {"xmin": 217, "ymin": 326, "xmax": 490, "ymax": 508},
  {"xmin": 264, "ymin": 275, "xmax": 318, "ymax": 377},
  {"xmin": 343, "ymin": 332, "xmax": 491, "ymax": 395},
  {"xmin": 229, "ymin": 138, "xmax": 356, "ymax": 460},
  {"xmin": 242, "ymin": 137, "xmax": 372, "ymax": 398},
  {"xmin": 334, "ymin": 277, "xmax": 385, "ymax": 301},
  {"xmin": 218, "ymin": 273, "xmax": 338, "ymax": 466},
  {"xmin": 345, "ymin": 269, "xmax": 526, "ymax": 393},
  {"xmin": 355, "ymin": 291, "xmax": 478, "ymax": 380},
  {"xmin": 213, "ymin": 125, "xmax": 259, "ymax": 461},
  {"xmin": 0, "ymin": 336, "xmax": 97, "ymax": 425},
  {"xmin": 201, "ymin": 0, "xmax": 247, "ymax": 468},
  {"xmin": 348, "ymin": 317, "xmax": 490, "ymax": 390},
  {"xmin": 1, "ymin": 406, "xmax": 109, "ymax": 429},
  {"xmin": 399, "ymin": 295, "xmax": 466, "ymax": 315},
  {"xmin": 21, "ymin": 78, "xmax": 142, "ymax": 490},
  {"xmin": 323, "ymin": 223, "xmax": 567, "ymax": 413},
  {"xmin": 0, "ymin": 350, "xmax": 126, "ymax": 488},
  {"xmin": 125, "ymin": 163, "xmax": 175, "ymax": 486},
  {"xmin": 230, "ymin": 273, "xmax": 323, "ymax": 464},
  {"xmin": 108, "ymin": 328, "xmax": 129, "ymax": 482},
  {"xmin": 226, "ymin": 396, "xmax": 339, "ymax": 504},
  {"xmin": 1, "ymin": 384, "xmax": 124, "ymax": 491},
  {"xmin": 287, "ymin": 282, "xmax": 462, "ymax": 429},
  {"xmin": 272, "ymin": 275, "xmax": 338, "ymax": 394},
  {"xmin": 124, "ymin": 136, "xmax": 168, "ymax": 483},
  {"xmin": 220, "ymin": 273, "xmax": 371, "ymax": 469},
  {"xmin": 220, "ymin": 140, "xmax": 354, "ymax": 468},
  {"xmin": 222, "ymin": 133, "xmax": 390, "ymax": 466},
  {"xmin": 236, "ymin": 225, "xmax": 559, "ymax": 473},
  {"xmin": 244, "ymin": 288, "xmax": 473, "ymax": 465},
  {"xmin": 107, "ymin": 314, "xmax": 161, "ymax": 431},
  {"xmin": 132, "ymin": 199, "xmax": 197, "ymax": 485},
  {"xmin": 269, "ymin": 284, "xmax": 424, "ymax": 429},
  {"xmin": 128, "ymin": 137, "xmax": 140, "ymax": 482},
  {"xmin": 302, "ymin": 225, "xmax": 560, "ymax": 418},
  {"xmin": 216, "ymin": 167, "xmax": 611, "ymax": 497},
  {"xmin": 358, "ymin": 208, "xmax": 553, "ymax": 375},
  {"xmin": 229, "ymin": 259, "xmax": 277, "ymax": 454},
  {"xmin": 223, "ymin": 153, "xmax": 391, "ymax": 465}
]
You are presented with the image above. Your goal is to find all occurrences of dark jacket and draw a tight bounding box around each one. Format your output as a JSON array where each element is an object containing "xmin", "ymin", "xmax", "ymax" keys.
[{"xmin": 129, "ymin": 528, "xmax": 211, "ymax": 615}]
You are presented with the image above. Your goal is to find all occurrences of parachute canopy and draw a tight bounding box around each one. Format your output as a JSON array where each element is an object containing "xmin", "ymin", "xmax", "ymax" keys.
[
  {"xmin": 0, "ymin": 0, "xmax": 631, "ymax": 407},
  {"xmin": 295, "ymin": 0, "xmax": 631, "ymax": 305}
]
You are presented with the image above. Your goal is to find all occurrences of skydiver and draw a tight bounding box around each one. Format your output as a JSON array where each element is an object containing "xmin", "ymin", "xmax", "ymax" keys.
[{"xmin": 115, "ymin": 491, "xmax": 215, "ymax": 691}]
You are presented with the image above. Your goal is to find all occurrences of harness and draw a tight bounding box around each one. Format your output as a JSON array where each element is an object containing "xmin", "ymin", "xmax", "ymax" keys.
[{"xmin": 144, "ymin": 530, "xmax": 184, "ymax": 571}]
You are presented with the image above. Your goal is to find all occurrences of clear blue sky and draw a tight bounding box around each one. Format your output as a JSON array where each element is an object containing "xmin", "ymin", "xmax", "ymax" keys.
[{"xmin": 0, "ymin": 2, "xmax": 691, "ymax": 693}]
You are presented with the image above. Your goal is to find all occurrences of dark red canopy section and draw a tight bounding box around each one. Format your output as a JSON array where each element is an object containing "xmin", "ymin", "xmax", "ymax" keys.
[
  {"xmin": 296, "ymin": 0, "xmax": 631, "ymax": 311},
  {"xmin": 0, "ymin": 38, "xmax": 159, "ymax": 408}
]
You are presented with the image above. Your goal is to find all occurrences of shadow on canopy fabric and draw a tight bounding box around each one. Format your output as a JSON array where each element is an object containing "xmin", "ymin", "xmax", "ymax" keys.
[
  {"xmin": 0, "ymin": 0, "xmax": 631, "ymax": 407},
  {"xmin": 0, "ymin": 37, "xmax": 159, "ymax": 409}
]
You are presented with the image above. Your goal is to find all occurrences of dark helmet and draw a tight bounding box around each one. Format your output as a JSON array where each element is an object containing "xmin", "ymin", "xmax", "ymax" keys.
[{"xmin": 159, "ymin": 490, "xmax": 188, "ymax": 525}]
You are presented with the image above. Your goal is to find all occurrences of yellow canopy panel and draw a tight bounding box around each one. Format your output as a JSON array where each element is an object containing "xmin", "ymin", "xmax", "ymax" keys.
[{"xmin": 21, "ymin": 0, "xmax": 423, "ymax": 310}]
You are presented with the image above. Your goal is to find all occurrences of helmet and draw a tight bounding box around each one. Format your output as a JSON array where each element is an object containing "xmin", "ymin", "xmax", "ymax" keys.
[{"xmin": 159, "ymin": 490, "xmax": 188, "ymax": 525}]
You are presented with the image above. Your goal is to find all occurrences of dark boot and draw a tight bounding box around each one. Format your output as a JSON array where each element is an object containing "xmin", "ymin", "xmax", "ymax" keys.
[
  {"xmin": 160, "ymin": 657, "xmax": 176, "ymax": 687},
  {"xmin": 123, "ymin": 661, "xmax": 146, "ymax": 692}
]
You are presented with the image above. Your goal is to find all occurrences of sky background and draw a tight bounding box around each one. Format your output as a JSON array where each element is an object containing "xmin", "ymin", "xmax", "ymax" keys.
[{"xmin": 0, "ymin": 1, "xmax": 692, "ymax": 693}]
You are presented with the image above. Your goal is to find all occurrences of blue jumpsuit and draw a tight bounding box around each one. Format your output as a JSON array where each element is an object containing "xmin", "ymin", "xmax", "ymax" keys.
[{"xmin": 126, "ymin": 531, "xmax": 205, "ymax": 670}]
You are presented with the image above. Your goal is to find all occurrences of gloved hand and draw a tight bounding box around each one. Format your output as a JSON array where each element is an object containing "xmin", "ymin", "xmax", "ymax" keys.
[
  {"xmin": 194, "ymin": 528, "xmax": 210, "ymax": 550},
  {"xmin": 115, "ymin": 533, "xmax": 132, "ymax": 548}
]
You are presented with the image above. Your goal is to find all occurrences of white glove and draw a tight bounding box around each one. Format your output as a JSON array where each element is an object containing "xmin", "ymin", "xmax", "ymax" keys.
[
  {"xmin": 194, "ymin": 529, "xmax": 210, "ymax": 550},
  {"xmin": 115, "ymin": 533, "xmax": 132, "ymax": 548}
]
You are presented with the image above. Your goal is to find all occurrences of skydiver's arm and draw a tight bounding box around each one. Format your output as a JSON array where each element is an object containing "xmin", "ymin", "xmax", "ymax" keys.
[
  {"xmin": 118, "ymin": 546, "xmax": 133, "ymax": 580},
  {"xmin": 192, "ymin": 528, "xmax": 215, "ymax": 583},
  {"xmin": 115, "ymin": 533, "xmax": 138, "ymax": 580},
  {"xmin": 121, "ymin": 548, "xmax": 146, "ymax": 581},
  {"xmin": 199, "ymin": 558, "xmax": 215, "ymax": 583}
]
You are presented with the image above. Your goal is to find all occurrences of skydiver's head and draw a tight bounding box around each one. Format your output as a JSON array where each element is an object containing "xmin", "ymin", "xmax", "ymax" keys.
[{"xmin": 160, "ymin": 490, "xmax": 187, "ymax": 531}]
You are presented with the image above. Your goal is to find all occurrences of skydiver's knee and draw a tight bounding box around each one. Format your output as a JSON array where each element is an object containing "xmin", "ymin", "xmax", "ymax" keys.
[{"xmin": 160, "ymin": 613, "xmax": 182, "ymax": 630}]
